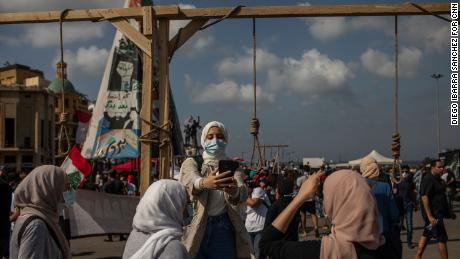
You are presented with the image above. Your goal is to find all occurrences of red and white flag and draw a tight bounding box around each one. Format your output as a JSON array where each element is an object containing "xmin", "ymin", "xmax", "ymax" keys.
[{"xmin": 61, "ymin": 145, "xmax": 92, "ymax": 189}]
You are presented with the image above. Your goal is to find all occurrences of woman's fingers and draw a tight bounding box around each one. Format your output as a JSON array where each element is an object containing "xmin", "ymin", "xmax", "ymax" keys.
[
  {"xmin": 215, "ymin": 171, "xmax": 232, "ymax": 179},
  {"xmin": 215, "ymin": 176, "xmax": 234, "ymax": 184}
]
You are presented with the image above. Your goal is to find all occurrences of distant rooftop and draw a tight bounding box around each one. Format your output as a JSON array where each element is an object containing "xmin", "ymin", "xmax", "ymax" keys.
[{"xmin": 0, "ymin": 63, "xmax": 44, "ymax": 77}]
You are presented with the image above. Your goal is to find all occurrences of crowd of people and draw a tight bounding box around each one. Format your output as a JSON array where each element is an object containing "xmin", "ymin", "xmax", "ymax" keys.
[{"xmin": 0, "ymin": 120, "xmax": 457, "ymax": 259}]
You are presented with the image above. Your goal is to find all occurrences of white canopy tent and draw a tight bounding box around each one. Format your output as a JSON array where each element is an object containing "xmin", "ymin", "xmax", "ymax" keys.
[{"xmin": 348, "ymin": 150, "xmax": 401, "ymax": 166}]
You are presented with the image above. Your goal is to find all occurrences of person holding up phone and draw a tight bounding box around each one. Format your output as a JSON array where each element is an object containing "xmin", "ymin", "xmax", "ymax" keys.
[{"xmin": 179, "ymin": 121, "xmax": 251, "ymax": 259}]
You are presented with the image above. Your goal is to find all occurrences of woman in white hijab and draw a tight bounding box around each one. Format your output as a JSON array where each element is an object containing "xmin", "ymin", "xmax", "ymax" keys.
[
  {"xmin": 179, "ymin": 121, "xmax": 251, "ymax": 259},
  {"xmin": 122, "ymin": 180, "xmax": 189, "ymax": 259}
]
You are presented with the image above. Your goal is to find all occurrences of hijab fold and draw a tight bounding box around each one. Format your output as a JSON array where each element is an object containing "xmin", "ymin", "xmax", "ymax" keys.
[
  {"xmin": 13, "ymin": 165, "xmax": 71, "ymax": 259},
  {"xmin": 360, "ymin": 155, "xmax": 380, "ymax": 180},
  {"xmin": 200, "ymin": 121, "xmax": 228, "ymax": 167},
  {"xmin": 320, "ymin": 170, "xmax": 384, "ymax": 259},
  {"xmin": 130, "ymin": 180, "xmax": 187, "ymax": 259}
]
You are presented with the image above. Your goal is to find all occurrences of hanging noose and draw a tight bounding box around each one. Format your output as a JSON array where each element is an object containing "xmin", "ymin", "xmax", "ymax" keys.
[
  {"xmin": 392, "ymin": 16, "xmax": 401, "ymax": 183},
  {"xmin": 249, "ymin": 18, "xmax": 265, "ymax": 169},
  {"xmin": 57, "ymin": 9, "xmax": 72, "ymax": 157}
]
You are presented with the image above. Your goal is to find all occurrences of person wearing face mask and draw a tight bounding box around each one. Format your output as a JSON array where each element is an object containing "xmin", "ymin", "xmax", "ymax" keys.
[
  {"xmin": 9, "ymin": 165, "xmax": 72, "ymax": 259},
  {"xmin": 395, "ymin": 167, "xmax": 416, "ymax": 249},
  {"xmin": 179, "ymin": 121, "xmax": 251, "ymax": 259}
]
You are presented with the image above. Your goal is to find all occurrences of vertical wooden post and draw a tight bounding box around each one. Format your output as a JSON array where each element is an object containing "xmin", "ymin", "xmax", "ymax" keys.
[
  {"xmin": 140, "ymin": 6, "xmax": 153, "ymax": 196},
  {"xmin": 158, "ymin": 19, "xmax": 170, "ymax": 179}
]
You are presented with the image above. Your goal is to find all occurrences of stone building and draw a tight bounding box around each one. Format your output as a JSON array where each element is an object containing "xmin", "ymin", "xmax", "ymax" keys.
[{"xmin": 0, "ymin": 64, "xmax": 55, "ymax": 172}]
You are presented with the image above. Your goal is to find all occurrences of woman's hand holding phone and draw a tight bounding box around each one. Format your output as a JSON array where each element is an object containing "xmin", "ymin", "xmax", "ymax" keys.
[{"xmin": 202, "ymin": 169, "xmax": 236, "ymax": 190}]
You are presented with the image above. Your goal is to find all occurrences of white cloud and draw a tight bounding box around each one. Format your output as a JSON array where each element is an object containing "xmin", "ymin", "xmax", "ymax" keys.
[
  {"xmin": 306, "ymin": 17, "xmax": 390, "ymax": 41},
  {"xmin": 267, "ymin": 49, "xmax": 352, "ymax": 96},
  {"xmin": 360, "ymin": 47, "xmax": 422, "ymax": 78},
  {"xmin": 308, "ymin": 17, "xmax": 347, "ymax": 41},
  {"xmin": 185, "ymin": 74, "xmax": 274, "ymax": 104},
  {"xmin": 400, "ymin": 16, "xmax": 449, "ymax": 54},
  {"xmin": 217, "ymin": 48, "xmax": 280, "ymax": 76},
  {"xmin": 52, "ymin": 45, "xmax": 109, "ymax": 79},
  {"xmin": 21, "ymin": 23, "xmax": 105, "ymax": 47}
]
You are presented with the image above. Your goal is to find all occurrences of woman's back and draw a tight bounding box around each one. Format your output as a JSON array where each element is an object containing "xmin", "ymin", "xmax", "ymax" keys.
[
  {"xmin": 122, "ymin": 230, "xmax": 189, "ymax": 259},
  {"xmin": 10, "ymin": 215, "xmax": 63, "ymax": 259}
]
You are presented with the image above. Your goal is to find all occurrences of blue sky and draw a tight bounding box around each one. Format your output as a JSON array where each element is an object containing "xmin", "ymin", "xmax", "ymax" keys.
[{"xmin": 0, "ymin": 0, "xmax": 458, "ymax": 162}]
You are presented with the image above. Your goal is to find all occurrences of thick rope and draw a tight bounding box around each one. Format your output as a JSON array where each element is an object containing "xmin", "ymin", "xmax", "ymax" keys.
[
  {"xmin": 57, "ymin": 9, "xmax": 72, "ymax": 156},
  {"xmin": 249, "ymin": 18, "xmax": 265, "ymax": 169},
  {"xmin": 392, "ymin": 16, "xmax": 401, "ymax": 183}
]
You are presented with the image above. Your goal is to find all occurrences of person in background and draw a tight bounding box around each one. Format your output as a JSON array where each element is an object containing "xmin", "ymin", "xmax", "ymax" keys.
[
  {"xmin": 127, "ymin": 175, "xmax": 137, "ymax": 196},
  {"xmin": 245, "ymin": 179, "xmax": 271, "ymax": 259},
  {"xmin": 9, "ymin": 165, "xmax": 73, "ymax": 259},
  {"xmin": 122, "ymin": 180, "xmax": 189, "ymax": 259},
  {"xmin": 297, "ymin": 171, "xmax": 320, "ymax": 238},
  {"xmin": 415, "ymin": 160, "xmax": 451, "ymax": 259},
  {"xmin": 442, "ymin": 168, "xmax": 456, "ymax": 214},
  {"xmin": 396, "ymin": 167, "xmax": 416, "ymax": 249},
  {"xmin": 360, "ymin": 155, "xmax": 401, "ymax": 258},
  {"xmin": 413, "ymin": 165, "xmax": 426, "ymax": 211},
  {"xmin": 0, "ymin": 166, "xmax": 12, "ymax": 258},
  {"xmin": 103, "ymin": 171, "xmax": 127, "ymax": 242},
  {"xmin": 260, "ymin": 170, "xmax": 391, "ymax": 259},
  {"xmin": 264, "ymin": 178, "xmax": 299, "ymax": 241}
]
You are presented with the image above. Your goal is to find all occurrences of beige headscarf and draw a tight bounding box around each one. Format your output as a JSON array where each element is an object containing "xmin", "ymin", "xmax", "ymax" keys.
[
  {"xmin": 14, "ymin": 165, "xmax": 71, "ymax": 259},
  {"xmin": 360, "ymin": 155, "xmax": 380, "ymax": 180},
  {"xmin": 320, "ymin": 170, "xmax": 384, "ymax": 259}
]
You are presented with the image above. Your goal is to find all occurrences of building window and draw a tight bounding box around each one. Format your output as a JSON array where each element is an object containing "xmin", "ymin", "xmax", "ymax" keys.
[
  {"xmin": 22, "ymin": 155, "xmax": 33, "ymax": 163},
  {"xmin": 24, "ymin": 94, "xmax": 31, "ymax": 98},
  {"xmin": 4, "ymin": 155, "xmax": 16, "ymax": 164},
  {"xmin": 4, "ymin": 118, "xmax": 15, "ymax": 147},
  {"xmin": 41, "ymin": 120, "xmax": 44, "ymax": 148},
  {"xmin": 64, "ymin": 98, "xmax": 69, "ymax": 108},
  {"xmin": 23, "ymin": 137, "xmax": 31, "ymax": 148}
]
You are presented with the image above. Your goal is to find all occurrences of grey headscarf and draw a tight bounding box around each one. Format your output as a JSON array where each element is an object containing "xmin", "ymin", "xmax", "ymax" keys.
[{"xmin": 14, "ymin": 165, "xmax": 71, "ymax": 259}]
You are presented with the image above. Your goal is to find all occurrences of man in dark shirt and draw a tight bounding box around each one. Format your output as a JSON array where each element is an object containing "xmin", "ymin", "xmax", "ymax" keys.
[
  {"xmin": 396, "ymin": 169, "xmax": 416, "ymax": 248},
  {"xmin": 102, "ymin": 171, "xmax": 126, "ymax": 241},
  {"xmin": 415, "ymin": 160, "xmax": 449, "ymax": 259},
  {"xmin": 264, "ymin": 178, "xmax": 299, "ymax": 241},
  {"xmin": 0, "ymin": 166, "xmax": 12, "ymax": 258},
  {"xmin": 103, "ymin": 171, "xmax": 125, "ymax": 195}
]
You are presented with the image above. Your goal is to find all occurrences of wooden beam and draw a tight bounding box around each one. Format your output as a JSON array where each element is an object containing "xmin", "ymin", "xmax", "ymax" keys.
[
  {"xmin": 158, "ymin": 19, "xmax": 171, "ymax": 180},
  {"xmin": 0, "ymin": 6, "xmax": 177, "ymax": 24},
  {"xmin": 139, "ymin": 6, "xmax": 155, "ymax": 196},
  {"xmin": 172, "ymin": 3, "xmax": 449, "ymax": 19},
  {"xmin": 101, "ymin": 10, "xmax": 151, "ymax": 56},
  {"xmin": 168, "ymin": 19, "xmax": 209, "ymax": 58},
  {"xmin": 0, "ymin": 3, "xmax": 449, "ymax": 24}
]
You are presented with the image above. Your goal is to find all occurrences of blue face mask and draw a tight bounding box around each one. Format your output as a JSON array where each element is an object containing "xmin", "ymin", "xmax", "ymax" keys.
[
  {"xmin": 62, "ymin": 190, "xmax": 76, "ymax": 208},
  {"xmin": 204, "ymin": 138, "xmax": 227, "ymax": 156}
]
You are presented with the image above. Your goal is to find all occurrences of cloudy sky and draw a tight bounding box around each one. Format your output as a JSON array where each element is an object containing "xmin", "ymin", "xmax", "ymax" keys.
[{"xmin": 0, "ymin": 0, "xmax": 458, "ymax": 162}]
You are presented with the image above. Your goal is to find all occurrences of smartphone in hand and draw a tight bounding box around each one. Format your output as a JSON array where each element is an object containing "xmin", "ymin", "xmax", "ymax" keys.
[{"xmin": 218, "ymin": 160, "xmax": 239, "ymax": 176}]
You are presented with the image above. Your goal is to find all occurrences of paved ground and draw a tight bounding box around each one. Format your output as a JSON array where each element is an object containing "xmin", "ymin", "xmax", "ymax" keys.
[{"xmin": 71, "ymin": 201, "xmax": 460, "ymax": 258}]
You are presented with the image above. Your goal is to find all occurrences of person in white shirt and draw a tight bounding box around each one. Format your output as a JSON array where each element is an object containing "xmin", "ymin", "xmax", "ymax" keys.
[{"xmin": 245, "ymin": 183, "xmax": 271, "ymax": 259}]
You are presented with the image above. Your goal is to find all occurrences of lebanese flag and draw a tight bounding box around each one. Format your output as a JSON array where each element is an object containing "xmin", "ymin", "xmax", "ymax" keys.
[
  {"xmin": 76, "ymin": 110, "xmax": 92, "ymax": 145},
  {"xmin": 61, "ymin": 145, "xmax": 92, "ymax": 189}
]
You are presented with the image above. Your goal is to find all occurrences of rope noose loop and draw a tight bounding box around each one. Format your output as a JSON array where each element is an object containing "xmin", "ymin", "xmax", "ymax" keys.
[
  {"xmin": 250, "ymin": 118, "xmax": 260, "ymax": 136},
  {"xmin": 57, "ymin": 9, "xmax": 72, "ymax": 157}
]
